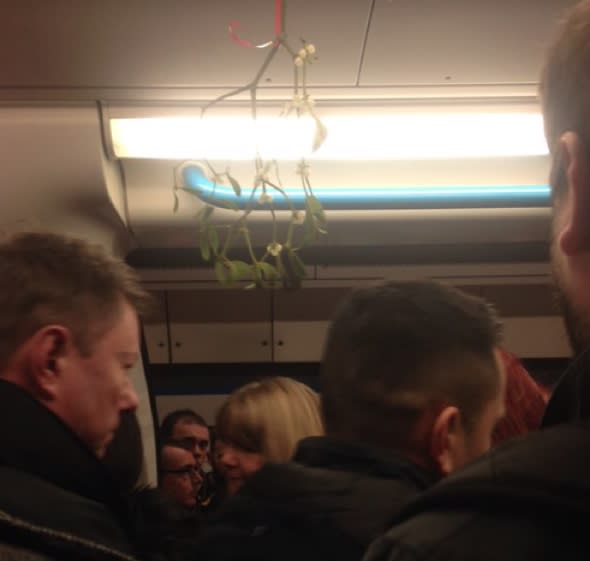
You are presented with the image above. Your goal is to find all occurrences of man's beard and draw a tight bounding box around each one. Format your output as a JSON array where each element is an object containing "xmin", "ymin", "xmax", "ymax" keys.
[{"xmin": 553, "ymin": 264, "xmax": 590, "ymax": 355}]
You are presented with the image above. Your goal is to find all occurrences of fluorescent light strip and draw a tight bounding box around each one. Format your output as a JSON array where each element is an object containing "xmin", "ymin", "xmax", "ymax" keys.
[
  {"xmin": 111, "ymin": 113, "xmax": 548, "ymax": 160},
  {"xmin": 182, "ymin": 165, "xmax": 550, "ymax": 210}
]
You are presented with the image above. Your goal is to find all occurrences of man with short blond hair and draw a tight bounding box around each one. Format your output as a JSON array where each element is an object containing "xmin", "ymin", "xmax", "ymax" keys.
[
  {"xmin": 364, "ymin": 4, "xmax": 590, "ymax": 560},
  {"xmin": 0, "ymin": 232, "xmax": 149, "ymax": 561}
]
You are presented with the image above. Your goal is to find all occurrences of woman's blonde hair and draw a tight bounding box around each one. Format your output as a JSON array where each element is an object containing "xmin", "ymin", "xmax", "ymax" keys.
[{"xmin": 215, "ymin": 377, "xmax": 324, "ymax": 462}]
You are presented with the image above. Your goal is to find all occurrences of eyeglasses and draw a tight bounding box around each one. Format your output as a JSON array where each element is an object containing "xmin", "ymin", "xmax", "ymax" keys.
[{"xmin": 161, "ymin": 465, "xmax": 201, "ymax": 477}]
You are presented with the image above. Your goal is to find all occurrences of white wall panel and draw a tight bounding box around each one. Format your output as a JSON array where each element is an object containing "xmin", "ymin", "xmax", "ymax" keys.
[
  {"xmin": 143, "ymin": 324, "xmax": 170, "ymax": 364},
  {"xmin": 274, "ymin": 321, "xmax": 330, "ymax": 363},
  {"xmin": 170, "ymin": 322, "xmax": 272, "ymax": 363},
  {"xmin": 273, "ymin": 317, "xmax": 572, "ymax": 362},
  {"xmin": 167, "ymin": 289, "xmax": 272, "ymax": 363},
  {"xmin": 143, "ymin": 290, "xmax": 170, "ymax": 364}
]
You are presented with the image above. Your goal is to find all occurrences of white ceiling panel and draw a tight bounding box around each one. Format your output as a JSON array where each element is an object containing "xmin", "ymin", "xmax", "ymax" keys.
[
  {"xmin": 0, "ymin": 1, "xmax": 370, "ymax": 91},
  {"xmin": 361, "ymin": 0, "xmax": 576, "ymax": 86}
]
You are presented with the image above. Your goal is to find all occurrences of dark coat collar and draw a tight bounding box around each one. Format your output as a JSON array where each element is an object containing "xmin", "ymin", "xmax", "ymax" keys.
[
  {"xmin": 542, "ymin": 347, "xmax": 590, "ymax": 426},
  {"xmin": 211, "ymin": 437, "xmax": 439, "ymax": 553},
  {"xmin": 0, "ymin": 379, "xmax": 130, "ymax": 532},
  {"xmin": 400, "ymin": 420, "xmax": 590, "ymax": 521},
  {"xmin": 294, "ymin": 436, "xmax": 437, "ymax": 490}
]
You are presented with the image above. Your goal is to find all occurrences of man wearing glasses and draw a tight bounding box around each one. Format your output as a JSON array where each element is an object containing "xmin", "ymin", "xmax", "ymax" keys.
[
  {"xmin": 159, "ymin": 443, "xmax": 203, "ymax": 510},
  {"xmin": 160, "ymin": 409, "xmax": 210, "ymax": 467}
]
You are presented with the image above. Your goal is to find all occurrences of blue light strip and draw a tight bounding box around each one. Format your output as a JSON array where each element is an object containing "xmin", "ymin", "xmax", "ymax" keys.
[{"xmin": 182, "ymin": 165, "xmax": 550, "ymax": 211}]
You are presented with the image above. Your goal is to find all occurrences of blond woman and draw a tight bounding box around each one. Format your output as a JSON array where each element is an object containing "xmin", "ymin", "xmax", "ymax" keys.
[{"xmin": 215, "ymin": 376, "xmax": 323, "ymax": 496}]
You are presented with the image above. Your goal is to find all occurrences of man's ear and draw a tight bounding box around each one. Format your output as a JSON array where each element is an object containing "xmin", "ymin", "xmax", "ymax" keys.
[
  {"xmin": 557, "ymin": 132, "xmax": 590, "ymax": 255},
  {"xmin": 429, "ymin": 405, "xmax": 463, "ymax": 477},
  {"xmin": 28, "ymin": 326, "xmax": 71, "ymax": 400}
]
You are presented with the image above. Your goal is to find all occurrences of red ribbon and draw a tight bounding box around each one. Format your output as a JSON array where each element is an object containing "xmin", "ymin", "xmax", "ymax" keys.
[
  {"xmin": 228, "ymin": 0, "xmax": 283, "ymax": 49},
  {"xmin": 274, "ymin": 0, "xmax": 283, "ymax": 37}
]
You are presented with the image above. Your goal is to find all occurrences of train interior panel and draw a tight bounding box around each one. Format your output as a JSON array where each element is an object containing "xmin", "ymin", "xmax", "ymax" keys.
[{"xmin": 0, "ymin": 0, "xmax": 578, "ymax": 483}]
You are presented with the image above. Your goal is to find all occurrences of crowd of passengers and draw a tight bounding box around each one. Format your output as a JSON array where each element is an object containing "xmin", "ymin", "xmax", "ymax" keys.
[
  {"xmin": 103, "ymin": 317, "xmax": 548, "ymax": 561},
  {"xmin": 3, "ymin": 3, "xmax": 590, "ymax": 560}
]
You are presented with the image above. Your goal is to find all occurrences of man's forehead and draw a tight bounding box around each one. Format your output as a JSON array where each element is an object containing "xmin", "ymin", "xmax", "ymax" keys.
[
  {"xmin": 163, "ymin": 445, "xmax": 196, "ymax": 466},
  {"xmin": 173, "ymin": 421, "xmax": 209, "ymax": 438},
  {"xmin": 99, "ymin": 301, "xmax": 140, "ymax": 350}
]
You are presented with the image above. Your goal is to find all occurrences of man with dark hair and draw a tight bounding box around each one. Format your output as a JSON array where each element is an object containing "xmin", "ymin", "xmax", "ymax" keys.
[
  {"xmin": 364, "ymin": 4, "xmax": 590, "ymax": 561},
  {"xmin": 160, "ymin": 409, "xmax": 219, "ymax": 512},
  {"xmin": 0, "ymin": 232, "xmax": 149, "ymax": 561},
  {"xmin": 320, "ymin": 281, "xmax": 504, "ymax": 477},
  {"xmin": 195, "ymin": 280, "xmax": 505, "ymax": 561},
  {"xmin": 159, "ymin": 442, "xmax": 202, "ymax": 510},
  {"xmin": 160, "ymin": 409, "xmax": 210, "ymax": 467}
]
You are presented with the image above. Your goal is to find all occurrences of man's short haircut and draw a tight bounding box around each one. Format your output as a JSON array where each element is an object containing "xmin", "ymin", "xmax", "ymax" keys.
[
  {"xmin": 541, "ymin": 1, "xmax": 590, "ymax": 198},
  {"xmin": 160, "ymin": 409, "xmax": 208, "ymax": 441},
  {"xmin": 0, "ymin": 232, "xmax": 149, "ymax": 369},
  {"xmin": 320, "ymin": 281, "xmax": 502, "ymax": 452},
  {"xmin": 158, "ymin": 440, "xmax": 195, "ymax": 480}
]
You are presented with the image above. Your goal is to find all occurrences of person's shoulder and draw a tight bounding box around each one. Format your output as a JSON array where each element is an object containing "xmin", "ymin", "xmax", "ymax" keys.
[
  {"xmin": 195, "ymin": 512, "xmax": 326, "ymax": 561},
  {"xmin": 248, "ymin": 457, "xmax": 423, "ymax": 503},
  {"xmin": 200, "ymin": 462, "xmax": 418, "ymax": 561},
  {"xmin": 0, "ymin": 541, "xmax": 60, "ymax": 561},
  {"xmin": 0, "ymin": 465, "xmax": 119, "ymax": 528},
  {"xmin": 0, "ymin": 466, "xmax": 137, "ymax": 561},
  {"xmin": 364, "ymin": 496, "xmax": 589, "ymax": 561},
  {"xmin": 196, "ymin": 465, "xmax": 364, "ymax": 561},
  {"xmin": 364, "ymin": 509, "xmax": 478, "ymax": 561},
  {"xmin": 0, "ymin": 508, "xmax": 140, "ymax": 561}
]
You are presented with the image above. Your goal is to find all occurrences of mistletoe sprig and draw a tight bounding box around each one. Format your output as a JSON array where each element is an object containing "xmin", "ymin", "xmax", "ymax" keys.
[{"xmin": 173, "ymin": 2, "xmax": 327, "ymax": 289}]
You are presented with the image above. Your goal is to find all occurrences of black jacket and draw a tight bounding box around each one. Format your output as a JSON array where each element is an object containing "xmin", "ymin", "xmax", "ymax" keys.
[
  {"xmin": 123, "ymin": 486, "xmax": 201, "ymax": 561},
  {"xmin": 364, "ymin": 351, "xmax": 590, "ymax": 561},
  {"xmin": 195, "ymin": 436, "xmax": 438, "ymax": 561},
  {"xmin": 0, "ymin": 379, "xmax": 140, "ymax": 561}
]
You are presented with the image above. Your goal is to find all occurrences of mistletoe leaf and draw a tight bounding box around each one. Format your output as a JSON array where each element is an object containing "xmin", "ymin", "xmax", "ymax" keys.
[
  {"xmin": 208, "ymin": 225, "xmax": 219, "ymax": 256},
  {"xmin": 214, "ymin": 260, "xmax": 229, "ymax": 284},
  {"xmin": 286, "ymin": 248, "xmax": 306, "ymax": 279},
  {"xmin": 199, "ymin": 229, "xmax": 211, "ymax": 262},
  {"xmin": 227, "ymin": 173, "xmax": 242, "ymax": 197},
  {"xmin": 258, "ymin": 261, "xmax": 279, "ymax": 282}
]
